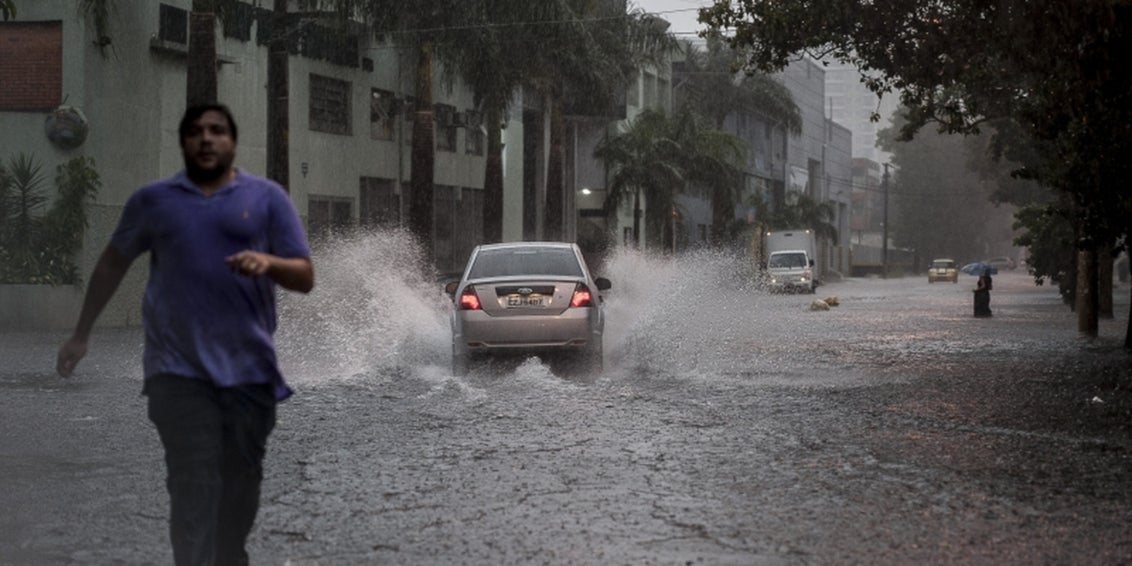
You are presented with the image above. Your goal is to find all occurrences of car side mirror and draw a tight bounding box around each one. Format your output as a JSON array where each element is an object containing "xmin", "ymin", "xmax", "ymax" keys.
[
  {"xmin": 595, "ymin": 277, "xmax": 611, "ymax": 291},
  {"xmin": 444, "ymin": 280, "xmax": 459, "ymax": 299},
  {"xmin": 809, "ymin": 259, "xmax": 814, "ymax": 267}
]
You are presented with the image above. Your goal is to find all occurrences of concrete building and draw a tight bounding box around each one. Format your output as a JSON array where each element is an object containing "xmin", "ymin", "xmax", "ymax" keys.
[
  {"xmin": 776, "ymin": 58, "xmax": 853, "ymax": 280},
  {"xmin": 669, "ymin": 46, "xmax": 790, "ymax": 251},
  {"xmin": 0, "ymin": 0, "xmax": 630, "ymax": 328},
  {"xmin": 823, "ymin": 60, "xmax": 899, "ymax": 165}
]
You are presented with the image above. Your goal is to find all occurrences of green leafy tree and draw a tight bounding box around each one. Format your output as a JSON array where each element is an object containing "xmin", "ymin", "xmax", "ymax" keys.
[
  {"xmin": 0, "ymin": 155, "xmax": 101, "ymax": 285},
  {"xmin": 2, "ymin": 0, "xmax": 16, "ymax": 20},
  {"xmin": 700, "ymin": 0, "xmax": 1132, "ymax": 344},
  {"xmin": 1013, "ymin": 201, "xmax": 1077, "ymax": 306},
  {"xmin": 877, "ymin": 109, "xmax": 1014, "ymax": 267}
]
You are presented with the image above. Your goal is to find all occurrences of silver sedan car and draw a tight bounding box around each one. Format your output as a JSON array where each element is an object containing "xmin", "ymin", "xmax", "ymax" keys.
[{"xmin": 445, "ymin": 242, "xmax": 611, "ymax": 376}]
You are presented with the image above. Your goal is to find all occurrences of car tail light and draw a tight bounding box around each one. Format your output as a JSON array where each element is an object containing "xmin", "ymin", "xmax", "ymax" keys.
[
  {"xmin": 459, "ymin": 287, "xmax": 481, "ymax": 310},
  {"xmin": 570, "ymin": 284, "xmax": 594, "ymax": 308}
]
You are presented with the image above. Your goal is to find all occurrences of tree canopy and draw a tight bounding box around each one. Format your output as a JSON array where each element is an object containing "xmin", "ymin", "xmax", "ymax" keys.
[
  {"xmin": 702, "ymin": 0, "xmax": 1132, "ymax": 342},
  {"xmin": 700, "ymin": 1, "xmax": 1132, "ymax": 235}
]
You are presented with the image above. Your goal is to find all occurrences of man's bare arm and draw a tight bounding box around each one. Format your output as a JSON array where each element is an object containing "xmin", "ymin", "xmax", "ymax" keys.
[{"xmin": 57, "ymin": 246, "xmax": 134, "ymax": 377}]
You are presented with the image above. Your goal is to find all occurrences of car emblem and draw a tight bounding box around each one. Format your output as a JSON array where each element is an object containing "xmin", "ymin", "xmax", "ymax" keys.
[{"xmin": 518, "ymin": 287, "xmax": 533, "ymax": 295}]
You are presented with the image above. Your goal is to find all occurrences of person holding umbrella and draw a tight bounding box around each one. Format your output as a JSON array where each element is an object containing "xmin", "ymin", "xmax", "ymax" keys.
[{"xmin": 973, "ymin": 268, "xmax": 993, "ymax": 317}]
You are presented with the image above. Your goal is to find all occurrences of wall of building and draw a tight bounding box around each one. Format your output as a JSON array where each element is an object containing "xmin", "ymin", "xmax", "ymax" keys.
[
  {"xmin": 776, "ymin": 57, "xmax": 853, "ymax": 280},
  {"xmin": 826, "ymin": 120, "xmax": 854, "ymax": 276},
  {"xmin": 824, "ymin": 61, "xmax": 899, "ymax": 165},
  {"xmin": 777, "ymin": 58, "xmax": 828, "ymax": 198},
  {"xmin": 0, "ymin": 0, "xmax": 525, "ymax": 328}
]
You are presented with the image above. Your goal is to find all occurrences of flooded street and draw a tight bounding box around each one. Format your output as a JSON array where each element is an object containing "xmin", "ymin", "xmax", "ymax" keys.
[{"xmin": 2, "ymin": 238, "xmax": 1131, "ymax": 565}]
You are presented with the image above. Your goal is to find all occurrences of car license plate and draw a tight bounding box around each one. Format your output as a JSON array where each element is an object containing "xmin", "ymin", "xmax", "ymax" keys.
[{"xmin": 506, "ymin": 295, "xmax": 543, "ymax": 307}]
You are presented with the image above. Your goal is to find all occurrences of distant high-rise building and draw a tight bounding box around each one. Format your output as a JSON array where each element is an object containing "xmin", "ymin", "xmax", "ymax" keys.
[{"xmin": 823, "ymin": 61, "xmax": 899, "ymax": 164}]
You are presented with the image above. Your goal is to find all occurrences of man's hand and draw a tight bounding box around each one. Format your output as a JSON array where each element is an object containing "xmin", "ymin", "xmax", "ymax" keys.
[
  {"xmin": 225, "ymin": 250, "xmax": 314, "ymax": 293},
  {"xmin": 57, "ymin": 337, "xmax": 88, "ymax": 378},
  {"xmin": 225, "ymin": 250, "xmax": 273, "ymax": 276}
]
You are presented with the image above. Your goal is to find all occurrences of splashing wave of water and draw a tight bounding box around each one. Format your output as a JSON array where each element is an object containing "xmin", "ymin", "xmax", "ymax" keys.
[{"xmin": 276, "ymin": 235, "xmax": 845, "ymax": 386}]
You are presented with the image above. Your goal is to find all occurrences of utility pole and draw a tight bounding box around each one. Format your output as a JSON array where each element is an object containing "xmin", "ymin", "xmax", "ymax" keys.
[{"xmin": 882, "ymin": 163, "xmax": 890, "ymax": 279}]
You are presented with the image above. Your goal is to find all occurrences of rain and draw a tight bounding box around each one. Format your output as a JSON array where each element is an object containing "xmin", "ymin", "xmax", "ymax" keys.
[{"xmin": 3, "ymin": 0, "xmax": 1132, "ymax": 564}]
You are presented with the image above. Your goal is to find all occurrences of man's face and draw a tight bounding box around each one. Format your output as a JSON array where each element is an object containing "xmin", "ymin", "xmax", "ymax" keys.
[{"xmin": 182, "ymin": 110, "xmax": 236, "ymax": 183}]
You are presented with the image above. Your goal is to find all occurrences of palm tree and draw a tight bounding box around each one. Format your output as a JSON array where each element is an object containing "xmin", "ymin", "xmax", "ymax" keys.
[
  {"xmin": 521, "ymin": 2, "xmax": 680, "ymax": 241},
  {"xmin": 679, "ymin": 34, "xmax": 801, "ymax": 134},
  {"xmin": 594, "ymin": 109, "xmax": 684, "ymax": 248},
  {"xmin": 363, "ymin": 1, "xmax": 475, "ymax": 260},
  {"xmin": 760, "ymin": 191, "xmax": 838, "ymax": 244},
  {"xmin": 266, "ymin": 0, "xmax": 289, "ymax": 189},
  {"xmin": 595, "ymin": 107, "xmax": 745, "ymax": 250},
  {"xmin": 76, "ymin": 0, "xmax": 218, "ymax": 104},
  {"xmin": 1, "ymin": 1, "xmax": 16, "ymax": 20},
  {"xmin": 265, "ymin": 1, "xmax": 367, "ymax": 191},
  {"xmin": 444, "ymin": 1, "xmax": 533, "ymax": 244},
  {"xmin": 676, "ymin": 34, "xmax": 802, "ymax": 243},
  {"xmin": 668, "ymin": 108, "xmax": 747, "ymax": 245}
]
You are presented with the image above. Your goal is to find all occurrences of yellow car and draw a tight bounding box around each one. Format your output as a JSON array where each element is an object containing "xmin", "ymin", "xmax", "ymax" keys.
[{"xmin": 928, "ymin": 258, "xmax": 959, "ymax": 283}]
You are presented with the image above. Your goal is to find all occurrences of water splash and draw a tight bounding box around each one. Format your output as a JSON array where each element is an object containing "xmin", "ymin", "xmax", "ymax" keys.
[
  {"xmin": 276, "ymin": 235, "xmax": 810, "ymax": 385},
  {"xmin": 276, "ymin": 228, "xmax": 451, "ymax": 383},
  {"xmin": 598, "ymin": 246, "xmax": 786, "ymax": 378}
]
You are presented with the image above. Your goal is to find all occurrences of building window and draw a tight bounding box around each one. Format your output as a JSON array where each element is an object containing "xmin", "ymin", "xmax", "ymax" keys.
[
  {"xmin": 308, "ymin": 195, "xmax": 353, "ymax": 241},
  {"xmin": 159, "ymin": 4, "xmax": 188, "ymax": 44},
  {"xmin": 370, "ymin": 88, "xmax": 396, "ymax": 141},
  {"xmin": 464, "ymin": 110, "xmax": 484, "ymax": 156},
  {"xmin": 359, "ymin": 177, "xmax": 399, "ymax": 228},
  {"xmin": 0, "ymin": 22, "xmax": 63, "ymax": 111},
  {"xmin": 309, "ymin": 74, "xmax": 351, "ymax": 135},
  {"xmin": 435, "ymin": 104, "xmax": 457, "ymax": 152},
  {"xmin": 220, "ymin": 1, "xmax": 255, "ymax": 41}
]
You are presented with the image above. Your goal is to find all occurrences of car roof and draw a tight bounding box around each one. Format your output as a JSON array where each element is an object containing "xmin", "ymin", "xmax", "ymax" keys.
[{"xmin": 473, "ymin": 241, "xmax": 578, "ymax": 252}]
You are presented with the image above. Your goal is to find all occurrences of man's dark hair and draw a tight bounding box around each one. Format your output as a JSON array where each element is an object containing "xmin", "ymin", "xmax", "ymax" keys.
[{"xmin": 179, "ymin": 103, "xmax": 238, "ymax": 146}]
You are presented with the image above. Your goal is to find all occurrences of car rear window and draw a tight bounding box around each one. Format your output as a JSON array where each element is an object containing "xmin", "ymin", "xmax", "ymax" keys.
[{"xmin": 468, "ymin": 248, "xmax": 584, "ymax": 279}]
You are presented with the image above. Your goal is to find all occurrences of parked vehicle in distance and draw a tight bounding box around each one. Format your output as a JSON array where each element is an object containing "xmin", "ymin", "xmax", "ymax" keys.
[
  {"xmin": 445, "ymin": 242, "xmax": 610, "ymax": 377},
  {"xmin": 764, "ymin": 229, "xmax": 818, "ymax": 293},
  {"xmin": 928, "ymin": 258, "xmax": 959, "ymax": 283},
  {"xmin": 987, "ymin": 256, "xmax": 1016, "ymax": 270}
]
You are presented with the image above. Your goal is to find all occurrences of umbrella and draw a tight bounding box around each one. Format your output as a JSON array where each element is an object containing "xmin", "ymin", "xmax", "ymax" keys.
[{"xmin": 960, "ymin": 261, "xmax": 998, "ymax": 275}]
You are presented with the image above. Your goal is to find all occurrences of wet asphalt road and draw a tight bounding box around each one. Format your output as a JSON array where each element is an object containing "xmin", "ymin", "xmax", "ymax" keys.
[{"xmin": 2, "ymin": 260, "xmax": 1131, "ymax": 565}]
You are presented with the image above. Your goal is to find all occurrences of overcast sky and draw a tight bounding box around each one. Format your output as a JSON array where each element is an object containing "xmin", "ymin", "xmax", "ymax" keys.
[{"xmin": 631, "ymin": 0, "xmax": 715, "ymax": 39}]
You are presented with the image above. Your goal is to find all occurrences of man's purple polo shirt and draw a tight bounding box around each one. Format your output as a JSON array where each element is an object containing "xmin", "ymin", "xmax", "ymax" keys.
[{"xmin": 110, "ymin": 169, "xmax": 310, "ymax": 400}]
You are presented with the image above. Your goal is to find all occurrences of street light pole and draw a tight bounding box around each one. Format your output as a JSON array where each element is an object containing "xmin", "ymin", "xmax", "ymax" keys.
[{"xmin": 882, "ymin": 163, "xmax": 890, "ymax": 279}]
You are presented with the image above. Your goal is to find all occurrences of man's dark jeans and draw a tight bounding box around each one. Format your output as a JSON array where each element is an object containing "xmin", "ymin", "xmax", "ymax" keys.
[{"xmin": 145, "ymin": 374, "xmax": 276, "ymax": 566}]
